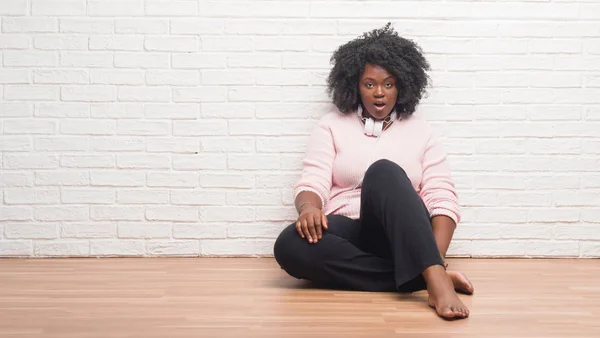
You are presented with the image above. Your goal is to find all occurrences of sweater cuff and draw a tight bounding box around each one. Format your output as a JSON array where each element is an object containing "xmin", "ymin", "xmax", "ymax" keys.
[
  {"xmin": 429, "ymin": 208, "xmax": 460, "ymax": 225},
  {"xmin": 293, "ymin": 186, "xmax": 326, "ymax": 209}
]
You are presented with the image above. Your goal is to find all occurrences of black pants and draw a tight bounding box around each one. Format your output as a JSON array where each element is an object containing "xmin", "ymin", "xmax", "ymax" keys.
[{"xmin": 273, "ymin": 159, "xmax": 445, "ymax": 293}]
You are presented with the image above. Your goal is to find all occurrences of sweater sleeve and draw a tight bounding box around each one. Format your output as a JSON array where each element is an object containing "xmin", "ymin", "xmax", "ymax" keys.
[
  {"xmin": 418, "ymin": 125, "xmax": 461, "ymax": 224},
  {"xmin": 293, "ymin": 115, "xmax": 335, "ymax": 208}
]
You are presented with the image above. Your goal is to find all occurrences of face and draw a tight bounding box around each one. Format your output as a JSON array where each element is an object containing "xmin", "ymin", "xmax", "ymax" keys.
[{"xmin": 358, "ymin": 63, "xmax": 398, "ymax": 120}]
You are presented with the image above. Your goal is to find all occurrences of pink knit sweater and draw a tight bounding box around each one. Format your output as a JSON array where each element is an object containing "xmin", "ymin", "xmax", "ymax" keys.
[{"xmin": 293, "ymin": 111, "xmax": 461, "ymax": 224}]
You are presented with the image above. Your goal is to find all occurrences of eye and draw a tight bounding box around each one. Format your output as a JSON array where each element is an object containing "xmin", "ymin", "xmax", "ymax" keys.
[
  {"xmin": 385, "ymin": 83, "xmax": 394, "ymax": 88},
  {"xmin": 365, "ymin": 83, "xmax": 374, "ymax": 88}
]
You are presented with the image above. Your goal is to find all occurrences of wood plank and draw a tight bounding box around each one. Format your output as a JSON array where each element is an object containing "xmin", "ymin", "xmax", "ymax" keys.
[{"xmin": 0, "ymin": 258, "xmax": 599, "ymax": 337}]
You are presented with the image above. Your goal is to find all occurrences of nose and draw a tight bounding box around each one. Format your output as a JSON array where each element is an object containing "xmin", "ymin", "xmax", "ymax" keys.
[{"xmin": 374, "ymin": 86, "xmax": 384, "ymax": 98}]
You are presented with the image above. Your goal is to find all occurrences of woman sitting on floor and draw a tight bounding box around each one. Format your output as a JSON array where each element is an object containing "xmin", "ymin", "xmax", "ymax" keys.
[{"xmin": 273, "ymin": 23, "xmax": 474, "ymax": 320}]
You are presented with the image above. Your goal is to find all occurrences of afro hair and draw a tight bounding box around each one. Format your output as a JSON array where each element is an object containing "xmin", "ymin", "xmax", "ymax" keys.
[{"xmin": 326, "ymin": 22, "xmax": 430, "ymax": 118}]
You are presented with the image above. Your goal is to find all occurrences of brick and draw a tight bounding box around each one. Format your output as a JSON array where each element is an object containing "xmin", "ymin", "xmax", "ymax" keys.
[
  {"xmin": 257, "ymin": 136, "xmax": 308, "ymax": 153},
  {"xmin": 282, "ymin": 53, "xmax": 329, "ymax": 69},
  {"xmin": 255, "ymin": 103, "xmax": 329, "ymax": 119},
  {"xmin": 35, "ymin": 171, "xmax": 89, "ymax": 186},
  {"xmin": 91, "ymin": 171, "xmax": 145, "ymax": 187},
  {"xmin": 172, "ymin": 19, "xmax": 223, "ymax": 35},
  {"xmin": 88, "ymin": 0, "xmax": 144, "ymax": 16},
  {"xmin": 91, "ymin": 206, "xmax": 144, "ymax": 221},
  {"xmin": 34, "ymin": 36, "xmax": 88, "ymax": 50},
  {"xmin": 35, "ymin": 242, "xmax": 90, "ymax": 257},
  {"xmin": 4, "ymin": 223, "xmax": 57, "ymax": 239},
  {"xmin": 255, "ymin": 37, "xmax": 311, "ymax": 52},
  {"xmin": 201, "ymin": 103, "xmax": 254, "ymax": 119},
  {"xmin": 202, "ymin": 37, "xmax": 252, "ymax": 52},
  {"xmin": 147, "ymin": 172, "xmax": 198, "ymax": 188},
  {"xmin": 61, "ymin": 188, "xmax": 115, "ymax": 204},
  {"xmin": 117, "ymin": 189, "xmax": 169, "ymax": 204},
  {"xmin": 91, "ymin": 103, "xmax": 144, "ymax": 118},
  {"xmin": 90, "ymin": 240, "xmax": 145, "ymax": 257},
  {"xmin": 228, "ymin": 53, "xmax": 281, "ymax": 68},
  {"xmin": 171, "ymin": 190, "xmax": 226, "ymax": 205},
  {"xmin": 147, "ymin": 241, "xmax": 199, "ymax": 257},
  {"xmin": 118, "ymin": 87, "xmax": 171, "ymax": 102},
  {"xmin": 202, "ymin": 70, "xmax": 254, "ymax": 85},
  {"xmin": 199, "ymin": 1, "xmax": 309, "ymax": 18},
  {"xmin": 146, "ymin": 137, "xmax": 199, "ymax": 153},
  {"xmin": 90, "ymin": 137, "xmax": 145, "ymax": 152},
  {"xmin": 172, "ymin": 53, "xmax": 226, "ymax": 69},
  {"xmin": 146, "ymin": 71, "xmax": 200, "ymax": 86},
  {"xmin": 145, "ymin": 0, "xmax": 198, "ymax": 16},
  {"xmin": 33, "ymin": 70, "xmax": 87, "ymax": 85},
  {"xmin": 146, "ymin": 206, "xmax": 198, "ymax": 222},
  {"xmin": 202, "ymin": 137, "xmax": 254, "ymax": 153},
  {"xmin": 173, "ymin": 224, "xmax": 226, "ymax": 239},
  {"xmin": 0, "ymin": 69, "xmax": 30, "ymax": 84},
  {"xmin": 201, "ymin": 207, "xmax": 254, "ymax": 222},
  {"xmin": 4, "ymin": 155, "xmax": 59, "ymax": 169},
  {"xmin": 63, "ymin": 158, "xmax": 117, "ymax": 176},
  {"xmin": 528, "ymin": 208, "xmax": 579, "ymax": 223},
  {"xmin": 116, "ymin": 154, "xmax": 169, "ymax": 169},
  {"xmin": 60, "ymin": 52, "xmax": 113, "ymax": 68},
  {"xmin": 200, "ymin": 174, "xmax": 254, "ymax": 189},
  {"xmin": 580, "ymin": 242, "xmax": 600, "ymax": 257},
  {"xmin": 228, "ymin": 154, "xmax": 280, "ymax": 170},
  {"xmin": 118, "ymin": 222, "xmax": 171, "ymax": 239},
  {"xmin": 4, "ymin": 85, "xmax": 59, "ymax": 101},
  {"xmin": 0, "ymin": 206, "xmax": 32, "ymax": 221},
  {"xmin": 2, "ymin": 18, "xmax": 57, "ymax": 33},
  {"xmin": 35, "ymin": 103, "xmax": 89, "ymax": 118},
  {"xmin": 145, "ymin": 37, "xmax": 198, "ymax": 52},
  {"xmin": 173, "ymin": 120, "xmax": 227, "ymax": 136},
  {"xmin": 173, "ymin": 87, "xmax": 226, "ymax": 103},
  {"xmin": 60, "ymin": 19, "xmax": 114, "ymax": 34},
  {"xmin": 1, "ymin": 103, "xmax": 32, "ymax": 117},
  {"xmin": 89, "ymin": 36, "xmax": 144, "ymax": 51},
  {"xmin": 200, "ymin": 239, "xmax": 273, "ymax": 256},
  {"xmin": 0, "ymin": 241, "xmax": 32, "ymax": 257},
  {"xmin": 31, "ymin": 0, "xmax": 85, "ymax": 15},
  {"xmin": 145, "ymin": 103, "xmax": 199, "ymax": 119},
  {"xmin": 227, "ymin": 190, "xmax": 281, "ymax": 206},
  {"xmin": 0, "ymin": 0, "xmax": 27, "ymax": 15},
  {"xmin": 116, "ymin": 19, "xmax": 168, "ymax": 34},
  {"xmin": 61, "ymin": 119, "xmax": 115, "ymax": 135},
  {"xmin": 117, "ymin": 120, "xmax": 169, "ymax": 136},
  {"xmin": 4, "ymin": 188, "xmax": 59, "ymax": 205},
  {"xmin": 34, "ymin": 206, "xmax": 88, "ymax": 221},
  {"xmin": 34, "ymin": 137, "xmax": 87, "ymax": 151},
  {"xmin": 255, "ymin": 174, "xmax": 296, "ymax": 188},
  {"xmin": 61, "ymin": 86, "xmax": 116, "ymax": 102},
  {"xmin": 114, "ymin": 53, "xmax": 169, "ymax": 68},
  {"xmin": 61, "ymin": 223, "xmax": 116, "ymax": 238},
  {"xmin": 172, "ymin": 154, "xmax": 226, "ymax": 170},
  {"xmin": 227, "ymin": 223, "xmax": 282, "ymax": 239},
  {"xmin": 229, "ymin": 87, "xmax": 281, "ymax": 102},
  {"xmin": 0, "ymin": 136, "xmax": 31, "ymax": 152}
]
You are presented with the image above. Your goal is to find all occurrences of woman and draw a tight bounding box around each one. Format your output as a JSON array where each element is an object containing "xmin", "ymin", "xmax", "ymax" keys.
[{"xmin": 273, "ymin": 23, "xmax": 473, "ymax": 320}]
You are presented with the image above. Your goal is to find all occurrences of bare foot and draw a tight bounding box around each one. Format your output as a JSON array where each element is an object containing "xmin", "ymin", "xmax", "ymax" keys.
[
  {"xmin": 448, "ymin": 271, "xmax": 474, "ymax": 295},
  {"xmin": 423, "ymin": 265, "xmax": 470, "ymax": 320}
]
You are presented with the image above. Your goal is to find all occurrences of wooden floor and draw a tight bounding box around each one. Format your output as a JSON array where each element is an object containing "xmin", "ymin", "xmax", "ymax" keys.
[{"xmin": 0, "ymin": 258, "xmax": 599, "ymax": 338}]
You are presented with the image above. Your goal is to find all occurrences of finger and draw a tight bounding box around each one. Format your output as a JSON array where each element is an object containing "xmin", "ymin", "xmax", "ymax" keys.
[
  {"xmin": 296, "ymin": 221, "xmax": 304, "ymax": 238},
  {"xmin": 321, "ymin": 213, "xmax": 328, "ymax": 230},
  {"xmin": 314, "ymin": 214, "xmax": 322, "ymax": 240},
  {"xmin": 301, "ymin": 219, "xmax": 311, "ymax": 243},
  {"xmin": 307, "ymin": 217, "xmax": 318, "ymax": 243}
]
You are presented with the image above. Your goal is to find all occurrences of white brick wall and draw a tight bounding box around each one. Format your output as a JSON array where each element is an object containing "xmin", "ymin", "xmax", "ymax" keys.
[{"xmin": 1, "ymin": 0, "xmax": 599, "ymax": 258}]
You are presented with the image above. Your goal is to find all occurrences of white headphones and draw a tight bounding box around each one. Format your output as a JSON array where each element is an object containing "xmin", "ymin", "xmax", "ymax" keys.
[{"xmin": 357, "ymin": 105, "xmax": 397, "ymax": 137}]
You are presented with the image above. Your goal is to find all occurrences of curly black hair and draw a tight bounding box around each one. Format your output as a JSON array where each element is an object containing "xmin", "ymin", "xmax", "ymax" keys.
[{"xmin": 326, "ymin": 23, "xmax": 430, "ymax": 118}]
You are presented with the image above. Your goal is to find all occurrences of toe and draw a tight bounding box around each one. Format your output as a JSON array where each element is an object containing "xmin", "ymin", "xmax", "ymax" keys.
[{"xmin": 440, "ymin": 307, "xmax": 455, "ymax": 319}]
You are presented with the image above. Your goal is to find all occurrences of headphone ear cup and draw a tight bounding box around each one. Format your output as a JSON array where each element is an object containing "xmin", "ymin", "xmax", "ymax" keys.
[
  {"xmin": 364, "ymin": 117, "xmax": 374, "ymax": 136},
  {"xmin": 373, "ymin": 120, "xmax": 383, "ymax": 137}
]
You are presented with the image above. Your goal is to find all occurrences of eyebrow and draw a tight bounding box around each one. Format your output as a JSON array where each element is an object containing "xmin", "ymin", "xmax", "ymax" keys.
[{"xmin": 363, "ymin": 76, "xmax": 395, "ymax": 81}]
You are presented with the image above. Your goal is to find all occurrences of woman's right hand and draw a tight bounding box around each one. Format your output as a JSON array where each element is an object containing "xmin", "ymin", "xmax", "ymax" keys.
[{"xmin": 296, "ymin": 206, "xmax": 328, "ymax": 244}]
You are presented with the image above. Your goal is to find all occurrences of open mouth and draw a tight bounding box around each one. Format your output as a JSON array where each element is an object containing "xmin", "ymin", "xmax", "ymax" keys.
[{"xmin": 373, "ymin": 102, "xmax": 386, "ymax": 109}]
